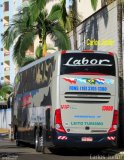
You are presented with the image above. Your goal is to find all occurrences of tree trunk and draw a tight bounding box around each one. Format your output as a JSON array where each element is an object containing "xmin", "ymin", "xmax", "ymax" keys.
[
  {"xmin": 72, "ymin": 0, "xmax": 78, "ymax": 50},
  {"xmin": 42, "ymin": 40, "xmax": 47, "ymax": 57}
]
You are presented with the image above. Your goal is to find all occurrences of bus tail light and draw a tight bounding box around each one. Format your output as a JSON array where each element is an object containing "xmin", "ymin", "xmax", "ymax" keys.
[
  {"xmin": 82, "ymin": 50, "xmax": 94, "ymax": 53},
  {"xmin": 108, "ymin": 52, "xmax": 114, "ymax": 56},
  {"xmin": 61, "ymin": 50, "xmax": 67, "ymax": 54},
  {"xmin": 108, "ymin": 110, "xmax": 118, "ymax": 134},
  {"xmin": 55, "ymin": 109, "xmax": 66, "ymax": 133}
]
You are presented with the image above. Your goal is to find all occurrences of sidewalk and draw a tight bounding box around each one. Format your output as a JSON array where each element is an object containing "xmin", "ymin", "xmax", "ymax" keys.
[
  {"xmin": 0, "ymin": 129, "xmax": 9, "ymax": 139},
  {"xmin": 0, "ymin": 128, "xmax": 14, "ymax": 140}
]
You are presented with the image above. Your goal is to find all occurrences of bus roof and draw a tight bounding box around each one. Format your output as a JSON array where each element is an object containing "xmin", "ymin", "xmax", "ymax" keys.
[{"xmin": 19, "ymin": 51, "xmax": 58, "ymax": 73}]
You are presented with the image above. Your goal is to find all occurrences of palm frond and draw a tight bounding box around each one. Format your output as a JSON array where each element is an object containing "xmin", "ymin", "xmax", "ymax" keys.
[
  {"xmin": 49, "ymin": 23, "xmax": 71, "ymax": 50},
  {"xmin": 2, "ymin": 26, "xmax": 19, "ymax": 50},
  {"xmin": 2, "ymin": 27, "xmax": 11, "ymax": 50},
  {"xmin": 13, "ymin": 35, "xmax": 25, "ymax": 66},
  {"xmin": 19, "ymin": 31, "xmax": 35, "ymax": 54},
  {"xmin": 29, "ymin": 0, "xmax": 49, "ymax": 23},
  {"xmin": 2, "ymin": 5, "xmax": 32, "ymax": 50},
  {"xmin": 0, "ymin": 83, "xmax": 13, "ymax": 101},
  {"xmin": 21, "ymin": 57, "xmax": 36, "ymax": 67},
  {"xmin": 30, "ymin": 0, "xmax": 46, "ymax": 10},
  {"xmin": 91, "ymin": 0, "xmax": 98, "ymax": 11},
  {"xmin": 47, "ymin": 4, "xmax": 62, "ymax": 21},
  {"xmin": 35, "ymin": 45, "xmax": 43, "ymax": 58},
  {"xmin": 12, "ymin": 32, "xmax": 35, "ymax": 67},
  {"xmin": 61, "ymin": 0, "xmax": 68, "ymax": 25}
]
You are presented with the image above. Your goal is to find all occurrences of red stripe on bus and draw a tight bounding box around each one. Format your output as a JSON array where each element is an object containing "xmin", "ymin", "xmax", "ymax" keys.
[{"xmin": 67, "ymin": 72, "xmax": 107, "ymax": 75}]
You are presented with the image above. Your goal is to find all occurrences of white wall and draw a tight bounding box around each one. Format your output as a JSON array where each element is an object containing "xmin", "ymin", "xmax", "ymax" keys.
[
  {"xmin": 69, "ymin": 1, "xmax": 118, "ymax": 54},
  {"xmin": 77, "ymin": 0, "xmax": 102, "ymax": 20},
  {"xmin": 0, "ymin": 109, "xmax": 11, "ymax": 130}
]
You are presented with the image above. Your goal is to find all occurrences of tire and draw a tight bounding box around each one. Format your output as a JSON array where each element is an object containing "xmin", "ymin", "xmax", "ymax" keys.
[
  {"xmin": 118, "ymin": 102, "xmax": 124, "ymax": 147},
  {"xmin": 48, "ymin": 148, "xmax": 61, "ymax": 154},
  {"xmin": 16, "ymin": 139, "xmax": 21, "ymax": 146},
  {"xmin": 118, "ymin": 79, "xmax": 124, "ymax": 148},
  {"xmin": 35, "ymin": 129, "xmax": 45, "ymax": 153},
  {"xmin": 14, "ymin": 126, "xmax": 17, "ymax": 140},
  {"xmin": 15, "ymin": 131, "xmax": 21, "ymax": 146}
]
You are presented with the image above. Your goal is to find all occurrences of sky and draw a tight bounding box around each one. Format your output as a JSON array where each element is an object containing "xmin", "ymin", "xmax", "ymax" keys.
[{"xmin": 66, "ymin": 0, "xmax": 72, "ymax": 11}]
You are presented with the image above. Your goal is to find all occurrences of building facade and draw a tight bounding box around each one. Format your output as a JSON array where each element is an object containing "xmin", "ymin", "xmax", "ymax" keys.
[
  {"xmin": 69, "ymin": 0, "xmax": 123, "ymax": 72},
  {"xmin": 0, "ymin": 0, "xmax": 5, "ymax": 84},
  {"xmin": 0, "ymin": 0, "xmax": 14, "ymax": 85},
  {"xmin": 76, "ymin": 0, "xmax": 101, "ymax": 20},
  {"xmin": 0, "ymin": 0, "xmax": 30, "ymax": 85},
  {"xmin": 69, "ymin": 1, "xmax": 118, "ymax": 50}
]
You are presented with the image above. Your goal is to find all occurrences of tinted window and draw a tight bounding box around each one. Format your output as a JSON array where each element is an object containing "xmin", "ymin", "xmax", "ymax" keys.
[
  {"xmin": 61, "ymin": 53, "xmax": 116, "ymax": 76},
  {"xmin": 15, "ymin": 57, "xmax": 56, "ymax": 94}
]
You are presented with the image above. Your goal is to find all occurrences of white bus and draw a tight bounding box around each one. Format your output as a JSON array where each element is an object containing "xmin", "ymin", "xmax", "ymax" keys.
[{"xmin": 13, "ymin": 50, "xmax": 119, "ymax": 153}]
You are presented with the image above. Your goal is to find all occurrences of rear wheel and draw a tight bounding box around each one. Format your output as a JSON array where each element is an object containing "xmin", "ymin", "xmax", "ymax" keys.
[
  {"xmin": 118, "ymin": 78, "xmax": 124, "ymax": 147},
  {"xmin": 48, "ymin": 148, "xmax": 62, "ymax": 154},
  {"xmin": 35, "ymin": 129, "xmax": 45, "ymax": 153},
  {"xmin": 16, "ymin": 139, "xmax": 21, "ymax": 146},
  {"xmin": 118, "ymin": 103, "xmax": 124, "ymax": 147},
  {"xmin": 15, "ymin": 131, "xmax": 21, "ymax": 146}
]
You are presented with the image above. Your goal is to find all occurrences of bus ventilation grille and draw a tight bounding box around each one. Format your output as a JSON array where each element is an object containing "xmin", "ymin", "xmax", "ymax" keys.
[{"xmin": 64, "ymin": 92, "xmax": 111, "ymax": 103}]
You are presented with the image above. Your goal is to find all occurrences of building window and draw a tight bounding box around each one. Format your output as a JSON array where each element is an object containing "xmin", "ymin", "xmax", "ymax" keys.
[
  {"xmin": 4, "ymin": 67, "xmax": 10, "ymax": 71},
  {"xmin": 1, "ymin": 62, "xmax": 3, "ymax": 65},
  {"xmin": 0, "ymin": 19, "xmax": 3, "ymax": 22},
  {"xmin": 4, "ymin": 23, "xmax": 9, "ymax": 27},
  {"xmin": 0, "ymin": 4, "xmax": 3, "ymax": 7},
  {"xmin": 0, "ymin": 48, "xmax": 3, "ymax": 51},
  {"xmin": 4, "ymin": 2, "xmax": 9, "ymax": 11},
  {"xmin": 1, "ymin": 77, "xmax": 3, "ymax": 80}
]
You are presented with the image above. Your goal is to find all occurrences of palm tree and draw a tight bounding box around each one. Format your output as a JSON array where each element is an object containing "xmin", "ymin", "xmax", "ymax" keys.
[
  {"xmin": 20, "ymin": 57, "xmax": 36, "ymax": 67},
  {"xmin": 0, "ymin": 83, "xmax": 13, "ymax": 101},
  {"xmin": 2, "ymin": 0, "xmax": 71, "ymax": 67}
]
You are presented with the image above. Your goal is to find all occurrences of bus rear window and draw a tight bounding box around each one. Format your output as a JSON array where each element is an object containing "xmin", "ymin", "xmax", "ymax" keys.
[{"xmin": 60, "ymin": 53, "xmax": 116, "ymax": 76}]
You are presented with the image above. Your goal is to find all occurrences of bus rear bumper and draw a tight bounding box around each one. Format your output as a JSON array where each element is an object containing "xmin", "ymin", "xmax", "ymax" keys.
[{"xmin": 51, "ymin": 130, "xmax": 117, "ymax": 149}]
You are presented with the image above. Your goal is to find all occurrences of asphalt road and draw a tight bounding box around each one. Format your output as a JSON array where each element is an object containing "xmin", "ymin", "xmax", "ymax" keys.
[{"xmin": 0, "ymin": 139, "xmax": 124, "ymax": 160}]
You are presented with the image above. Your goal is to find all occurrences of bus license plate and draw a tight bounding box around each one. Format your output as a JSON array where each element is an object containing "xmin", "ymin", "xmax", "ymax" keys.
[{"xmin": 81, "ymin": 137, "xmax": 93, "ymax": 142}]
